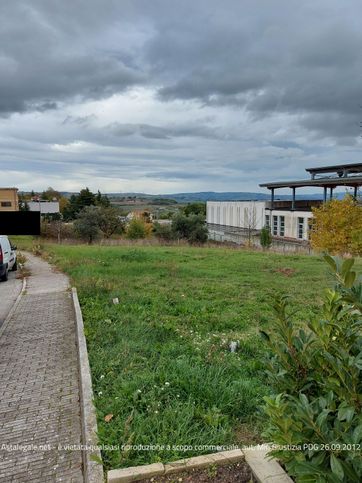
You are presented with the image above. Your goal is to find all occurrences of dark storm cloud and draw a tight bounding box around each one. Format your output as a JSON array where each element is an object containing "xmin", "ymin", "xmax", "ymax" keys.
[
  {"xmin": 147, "ymin": 1, "xmax": 362, "ymax": 142},
  {"xmin": 2, "ymin": 0, "xmax": 362, "ymax": 141},
  {"xmin": 0, "ymin": 0, "xmax": 145, "ymax": 114}
]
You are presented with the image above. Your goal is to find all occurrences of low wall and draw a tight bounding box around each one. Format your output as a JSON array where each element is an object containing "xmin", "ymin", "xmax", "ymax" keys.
[{"xmin": 207, "ymin": 224, "xmax": 312, "ymax": 254}]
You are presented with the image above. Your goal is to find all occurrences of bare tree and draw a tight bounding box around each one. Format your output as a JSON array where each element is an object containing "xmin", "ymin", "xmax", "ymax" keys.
[{"xmin": 243, "ymin": 203, "xmax": 258, "ymax": 247}]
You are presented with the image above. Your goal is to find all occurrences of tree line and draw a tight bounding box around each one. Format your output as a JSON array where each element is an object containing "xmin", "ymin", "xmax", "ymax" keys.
[{"xmin": 31, "ymin": 187, "xmax": 208, "ymax": 244}]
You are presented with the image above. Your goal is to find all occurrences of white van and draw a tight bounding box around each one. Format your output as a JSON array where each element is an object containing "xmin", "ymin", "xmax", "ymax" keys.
[{"xmin": 0, "ymin": 236, "xmax": 17, "ymax": 282}]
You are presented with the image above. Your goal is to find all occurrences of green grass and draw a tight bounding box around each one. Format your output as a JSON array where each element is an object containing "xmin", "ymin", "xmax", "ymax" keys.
[{"xmin": 12, "ymin": 239, "xmax": 339, "ymax": 469}]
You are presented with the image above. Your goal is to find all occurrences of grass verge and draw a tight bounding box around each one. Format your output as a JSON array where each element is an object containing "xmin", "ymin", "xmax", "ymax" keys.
[{"xmin": 12, "ymin": 238, "xmax": 335, "ymax": 470}]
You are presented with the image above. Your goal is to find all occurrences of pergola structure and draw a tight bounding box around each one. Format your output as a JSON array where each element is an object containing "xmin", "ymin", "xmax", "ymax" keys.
[{"xmin": 259, "ymin": 163, "xmax": 362, "ymax": 210}]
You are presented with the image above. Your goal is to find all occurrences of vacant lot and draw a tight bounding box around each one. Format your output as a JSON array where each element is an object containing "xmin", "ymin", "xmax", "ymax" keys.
[{"xmin": 14, "ymin": 241, "xmax": 333, "ymax": 469}]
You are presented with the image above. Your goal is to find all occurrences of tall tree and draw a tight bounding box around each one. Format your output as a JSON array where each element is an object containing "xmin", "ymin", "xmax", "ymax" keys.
[
  {"xmin": 77, "ymin": 187, "xmax": 96, "ymax": 207},
  {"xmin": 310, "ymin": 195, "xmax": 362, "ymax": 255},
  {"xmin": 74, "ymin": 206, "xmax": 102, "ymax": 244},
  {"xmin": 62, "ymin": 187, "xmax": 96, "ymax": 220},
  {"xmin": 98, "ymin": 207, "xmax": 123, "ymax": 238},
  {"xmin": 95, "ymin": 190, "xmax": 111, "ymax": 208}
]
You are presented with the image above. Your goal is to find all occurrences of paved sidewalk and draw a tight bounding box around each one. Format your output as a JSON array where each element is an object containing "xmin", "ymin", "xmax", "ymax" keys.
[
  {"xmin": 0, "ymin": 270, "xmax": 22, "ymax": 326},
  {"xmin": 0, "ymin": 253, "xmax": 84, "ymax": 482}
]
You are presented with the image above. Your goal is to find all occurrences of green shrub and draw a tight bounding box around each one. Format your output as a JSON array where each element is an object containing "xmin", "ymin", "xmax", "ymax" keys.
[
  {"xmin": 261, "ymin": 255, "xmax": 362, "ymax": 482},
  {"xmin": 260, "ymin": 226, "xmax": 272, "ymax": 249},
  {"xmin": 153, "ymin": 222, "xmax": 176, "ymax": 241},
  {"xmin": 183, "ymin": 202, "xmax": 206, "ymax": 217},
  {"xmin": 171, "ymin": 213, "xmax": 208, "ymax": 244},
  {"xmin": 126, "ymin": 218, "xmax": 149, "ymax": 239}
]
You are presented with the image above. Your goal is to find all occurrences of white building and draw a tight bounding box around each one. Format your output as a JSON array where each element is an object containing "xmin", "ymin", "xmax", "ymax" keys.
[
  {"xmin": 28, "ymin": 200, "xmax": 60, "ymax": 214},
  {"xmin": 206, "ymin": 162, "xmax": 362, "ymax": 250},
  {"xmin": 206, "ymin": 200, "xmax": 313, "ymax": 245}
]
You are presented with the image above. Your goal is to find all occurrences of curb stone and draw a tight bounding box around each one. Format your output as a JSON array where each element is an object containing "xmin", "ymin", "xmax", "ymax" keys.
[
  {"xmin": 243, "ymin": 446, "xmax": 294, "ymax": 483},
  {"xmin": 72, "ymin": 287, "xmax": 104, "ymax": 483},
  {"xmin": 108, "ymin": 463, "xmax": 165, "ymax": 483},
  {"xmin": 107, "ymin": 447, "xmax": 293, "ymax": 483},
  {"xmin": 164, "ymin": 449, "xmax": 244, "ymax": 475},
  {"xmin": 107, "ymin": 450, "xmax": 243, "ymax": 483}
]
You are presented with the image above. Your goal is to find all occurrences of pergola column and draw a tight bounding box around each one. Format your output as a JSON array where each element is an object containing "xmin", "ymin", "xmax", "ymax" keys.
[
  {"xmin": 291, "ymin": 187, "xmax": 296, "ymax": 211},
  {"xmin": 329, "ymin": 187, "xmax": 334, "ymax": 200},
  {"xmin": 354, "ymin": 186, "xmax": 358, "ymax": 199},
  {"xmin": 270, "ymin": 188, "xmax": 275, "ymax": 209},
  {"xmin": 323, "ymin": 186, "xmax": 327, "ymax": 202}
]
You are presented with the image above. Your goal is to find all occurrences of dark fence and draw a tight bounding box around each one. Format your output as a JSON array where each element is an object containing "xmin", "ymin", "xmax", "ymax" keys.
[{"xmin": 0, "ymin": 211, "xmax": 41, "ymax": 235}]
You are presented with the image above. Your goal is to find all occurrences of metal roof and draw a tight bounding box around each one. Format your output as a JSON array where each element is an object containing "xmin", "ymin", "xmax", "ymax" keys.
[
  {"xmin": 259, "ymin": 176, "xmax": 362, "ymax": 189},
  {"xmin": 306, "ymin": 163, "xmax": 362, "ymax": 174}
]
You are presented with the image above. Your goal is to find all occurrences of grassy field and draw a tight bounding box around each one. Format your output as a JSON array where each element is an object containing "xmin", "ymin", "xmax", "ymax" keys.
[{"xmin": 13, "ymin": 239, "xmax": 336, "ymax": 469}]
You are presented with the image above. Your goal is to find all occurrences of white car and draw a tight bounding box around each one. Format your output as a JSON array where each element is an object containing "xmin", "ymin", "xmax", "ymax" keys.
[{"xmin": 0, "ymin": 235, "xmax": 17, "ymax": 282}]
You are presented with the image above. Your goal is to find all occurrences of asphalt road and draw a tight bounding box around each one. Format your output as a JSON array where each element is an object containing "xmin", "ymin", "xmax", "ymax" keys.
[{"xmin": 0, "ymin": 270, "xmax": 22, "ymax": 327}]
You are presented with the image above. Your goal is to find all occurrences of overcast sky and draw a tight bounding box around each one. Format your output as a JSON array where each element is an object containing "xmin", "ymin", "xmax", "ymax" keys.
[{"xmin": 1, "ymin": 0, "xmax": 361, "ymax": 194}]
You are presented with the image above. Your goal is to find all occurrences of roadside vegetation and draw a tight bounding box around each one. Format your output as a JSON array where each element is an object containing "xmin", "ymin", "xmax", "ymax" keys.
[
  {"xmin": 311, "ymin": 196, "xmax": 362, "ymax": 256},
  {"xmin": 26, "ymin": 186, "xmax": 209, "ymax": 245},
  {"xmin": 263, "ymin": 256, "xmax": 362, "ymax": 482},
  {"xmin": 12, "ymin": 239, "xmax": 335, "ymax": 470}
]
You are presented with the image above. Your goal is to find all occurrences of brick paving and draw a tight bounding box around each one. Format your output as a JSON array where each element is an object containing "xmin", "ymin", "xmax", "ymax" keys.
[
  {"xmin": 0, "ymin": 270, "xmax": 22, "ymax": 326},
  {"xmin": 0, "ymin": 253, "xmax": 84, "ymax": 482}
]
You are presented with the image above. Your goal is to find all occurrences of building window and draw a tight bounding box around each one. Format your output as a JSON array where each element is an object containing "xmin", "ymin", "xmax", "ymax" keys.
[
  {"xmin": 1, "ymin": 201, "xmax": 11, "ymax": 207},
  {"xmin": 265, "ymin": 214, "xmax": 270, "ymax": 228},
  {"xmin": 279, "ymin": 216, "xmax": 285, "ymax": 236},
  {"xmin": 307, "ymin": 219, "xmax": 312, "ymax": 240},
  {"xmin": 298, "ymin": 217, "xmax": 304, "ymax": 239},
  {"xmin": 272, "ymin": 215, "xmax": 278, "ymax": 235}
]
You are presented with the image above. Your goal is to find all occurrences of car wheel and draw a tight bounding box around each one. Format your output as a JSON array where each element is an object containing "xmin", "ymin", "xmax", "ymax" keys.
[
  {"xmin": 0, "ymin": 268, "xmax": 8, "ymax": 282},
  {"xmin": 12, "ymin": 261, "xmax": 17, "ymax": 272}
]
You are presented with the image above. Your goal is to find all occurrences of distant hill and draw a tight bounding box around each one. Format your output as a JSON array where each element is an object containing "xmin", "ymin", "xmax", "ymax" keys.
[
  {"xmin": 162, "ymin": 191, "xmax": 346, "ymax": 202},
  {"xmin": 158, "ymin": 192, "xmax": 271, "ymax": 202},
  {"xmin": 59, "ymin": 190, "xmax": 346, "ymax": 203}
]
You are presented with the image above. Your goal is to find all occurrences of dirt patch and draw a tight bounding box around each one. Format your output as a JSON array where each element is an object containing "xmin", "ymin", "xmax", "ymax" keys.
[
  {"xmin": 145, "ymin": 461, "xmax": 253, "ymax": 482},
  {"xmin": 234, "ymin": 423, "xmax": 263, "ymax": 445},
  {"xmin": 273, "ymin": 267, "xmax": 296, "ymax": 277}
]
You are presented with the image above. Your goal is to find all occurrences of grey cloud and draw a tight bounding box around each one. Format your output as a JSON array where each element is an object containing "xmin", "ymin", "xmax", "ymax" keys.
[
  {"xmin": 0, "ymin": 1, "xmax": 146, "ymax": 114},
  {"xmin": 158, "ymin": 70, "xmax": 267, "ymax": 103},
  {"xmin": 108, "ymin": 122, "xmax": 221, "ymax": 140},
  {"xmin": 35, "ymin": 102, "xmax": 58, "ymax": 112},
  {"xmin": 146, "ymin": 1, "xmax": 362, "ymax": 142},
  {"xmin": 62, "ymin": 115, "xmax": 98, "ymax": 126},
  {"xmin": 146, "ymin": 171, "xmax": 204, "ymax": 180},
  {"xmin": 2, "ymin": 0, "xmax": 362, "ymax": 143},
  {"xmin": 0, "ymin": 52, "xmax": 144, "ymax": 115},
  {"xmin": 299, "ymin": 112, "xmax": 361, "ymax": 145}
]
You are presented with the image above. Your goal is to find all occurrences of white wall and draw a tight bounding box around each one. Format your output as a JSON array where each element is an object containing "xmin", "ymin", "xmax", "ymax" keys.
[
  {"xmin": 206, "ymin": 201, "xmax": 266, "ymax": 229},
  {"xmin": 206, "ymin": 201, "xmax": 313, "ymax": 241},
  {"xmin": 269, "ymin": 210, "xmax": 313, "ymax": 241}
]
